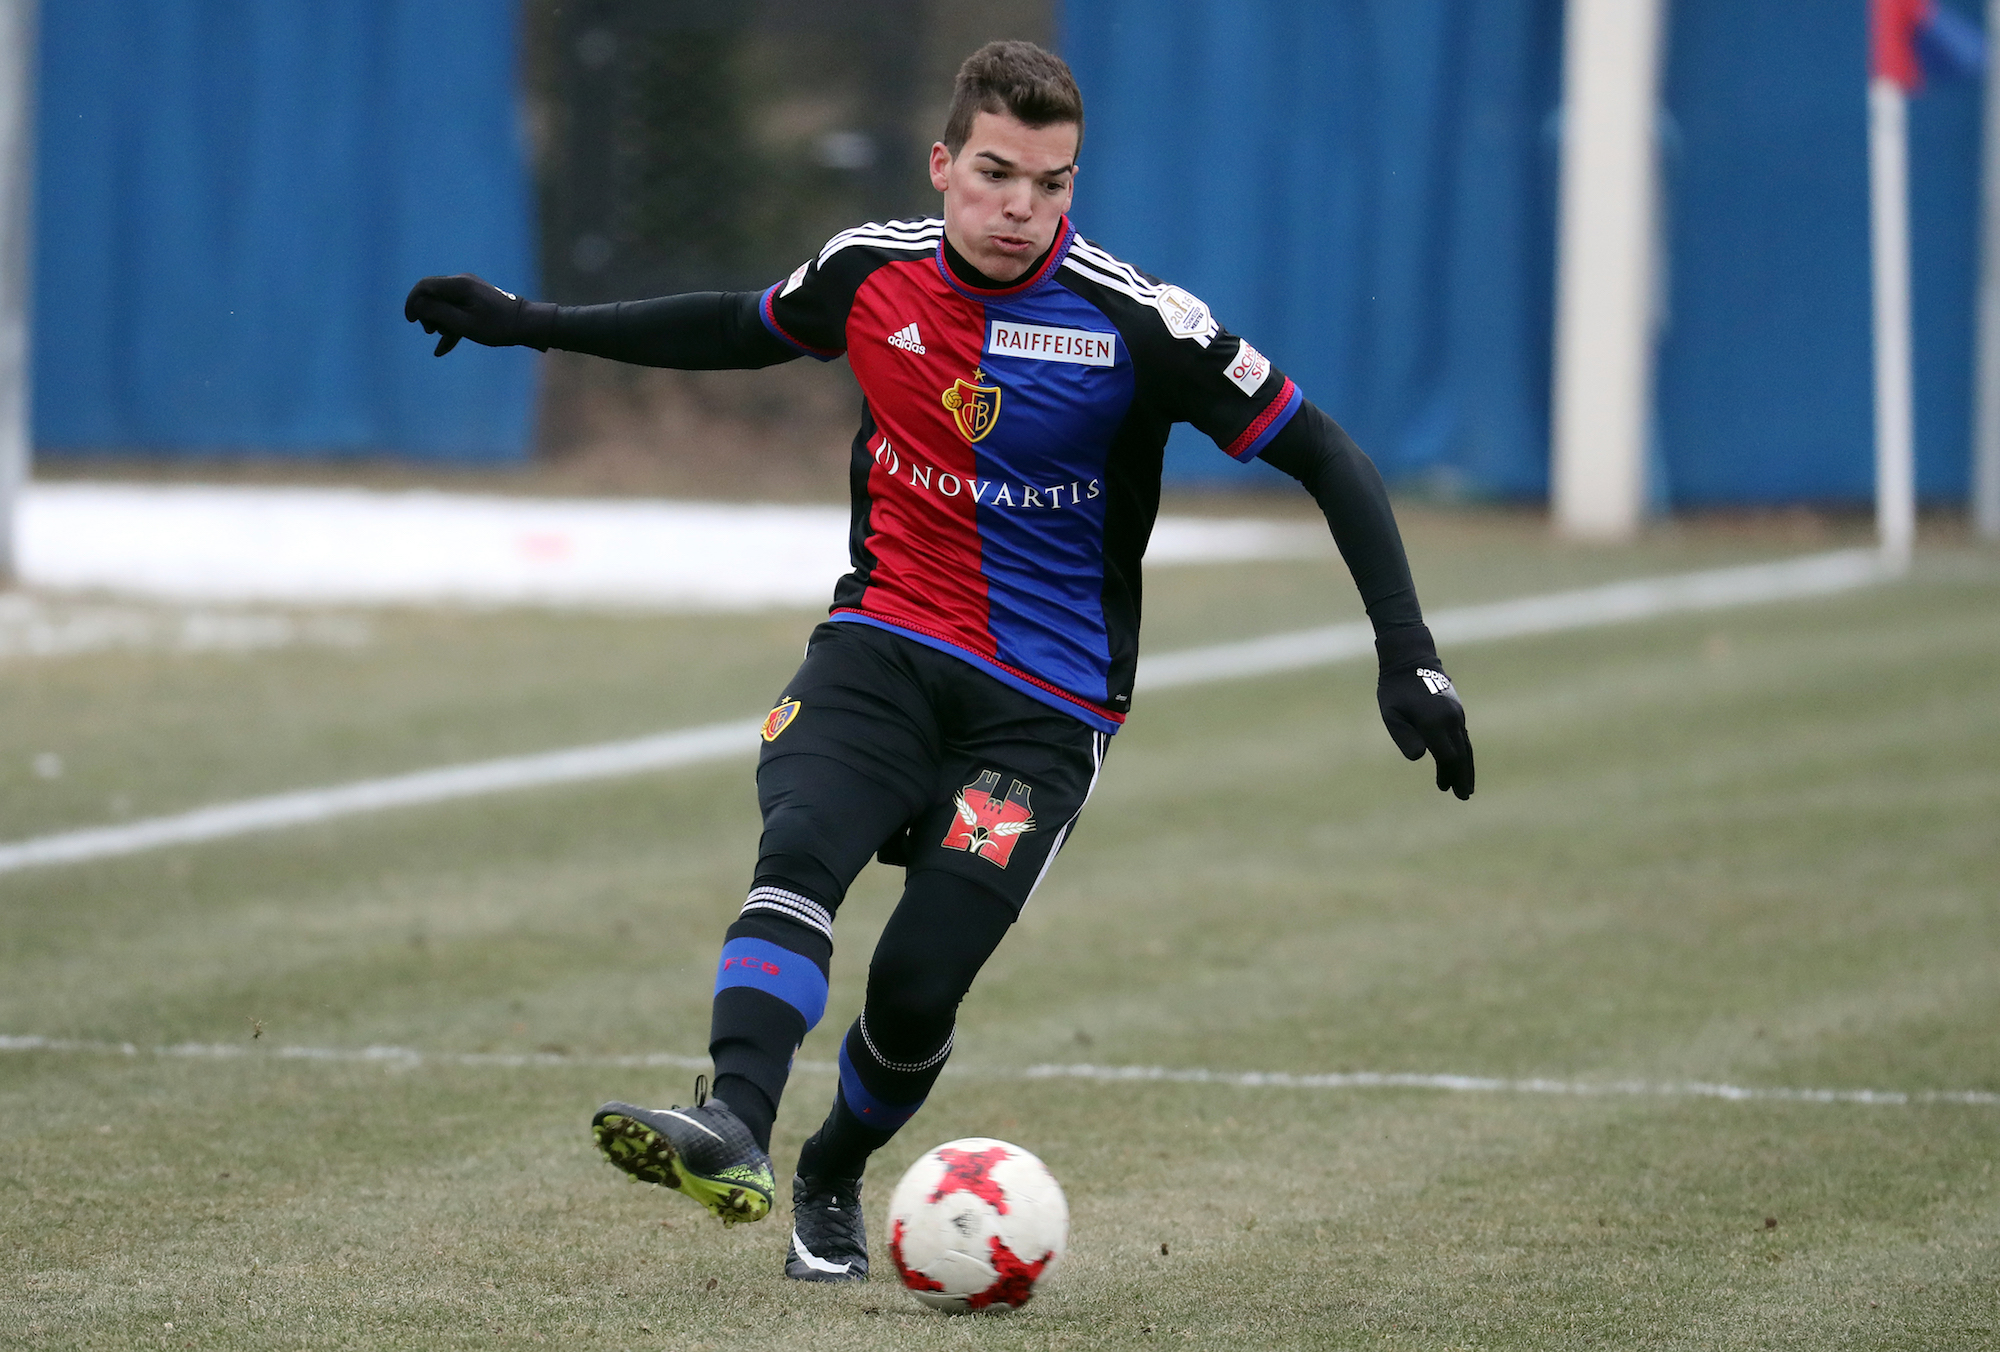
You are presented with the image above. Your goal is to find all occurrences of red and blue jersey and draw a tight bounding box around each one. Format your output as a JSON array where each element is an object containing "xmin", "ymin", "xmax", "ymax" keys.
[{"xmin": 759, "ymin": 216, "xmax": 1302, "ymax": 733}]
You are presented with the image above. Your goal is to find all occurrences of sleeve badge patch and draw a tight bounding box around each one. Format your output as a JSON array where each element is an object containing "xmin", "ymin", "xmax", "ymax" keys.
[
  {"xmin": 761, "ymin": 698, "xmax": 802, "ymax": 742},
  {"xmin": 1226, "ymin": 341, "xmax": 1272, "ymax": 396},
  {"xmin": 780, "ymin": 261, "xmax": 811, "ymax": 298},
  {"xmin": 941, "ymin": 770, "xmax": 1037, "ymax": 867},
  {"xmin": 1153, "ymin": 285, "xmax": 1217, "ymax": 346}
]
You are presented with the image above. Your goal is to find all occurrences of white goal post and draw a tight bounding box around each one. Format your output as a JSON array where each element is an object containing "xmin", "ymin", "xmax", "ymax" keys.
[
  {"xmin": 1551, "ymin": 0, "xmax": 1670, "ymax": 541},
  {"xmin": 0, "ymin": 0, "xmax": 34, "ymax": 585},
  {"xmin": 1976, "ymin": 0, "xmax": 2000, "ymax": 540}
]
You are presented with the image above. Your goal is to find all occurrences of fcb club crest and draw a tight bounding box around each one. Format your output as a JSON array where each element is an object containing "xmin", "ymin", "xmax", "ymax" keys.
[
  {"xmin": 942, "ymin": 770, "xmax": 1036, "ymax": 867},
  {"xmin": 761, "ymin": 698, "xmax": 801, "ymax": 742},
  {"xmin": 941, "ymin": 371, "xmax": 1002, "ymax": 442}
]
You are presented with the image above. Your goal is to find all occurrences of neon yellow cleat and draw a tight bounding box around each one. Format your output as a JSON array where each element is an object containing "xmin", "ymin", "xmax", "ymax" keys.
[{"xmin": 592, "ymin": 1078, "xmax": 775, "ymax": 1225}]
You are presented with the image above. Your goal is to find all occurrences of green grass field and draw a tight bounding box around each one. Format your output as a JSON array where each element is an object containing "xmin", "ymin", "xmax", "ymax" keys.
[{"xmin": 4, "ymin": 507, "xmax": 1997, "ymax": 1350}]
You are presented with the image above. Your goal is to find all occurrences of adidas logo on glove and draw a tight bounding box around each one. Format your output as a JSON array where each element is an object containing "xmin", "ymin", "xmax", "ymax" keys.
[
  {"xmin": 1417, "ymin": 668, "xmax": 1453, "ymax": 695},
  {"xmin": 887, "ymin": 323, "xmax": 926, "ymax": 355}
]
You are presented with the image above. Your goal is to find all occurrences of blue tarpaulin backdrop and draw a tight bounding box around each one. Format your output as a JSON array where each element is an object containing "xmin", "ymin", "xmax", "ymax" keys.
[
  {"xmin": 26, "ymin": 2, "xmax": 1987, "ymax": 495},
  {"xmin": 33, "ymin": 0, "xmax": 538, "ymax": 462},
  {"xmin": 1063, "ymin": 0, "xmax": 1563, "ymax": 495},
  {"xmin": 1062, "ymin": 0, "xmax": 1985, "ymax": 504},
  {"xmin": 1658, "ymin": 0, "xmax": 1981, "ymax": 505}
]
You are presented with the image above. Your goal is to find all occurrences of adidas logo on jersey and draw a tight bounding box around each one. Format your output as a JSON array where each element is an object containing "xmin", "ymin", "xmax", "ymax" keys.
[
  {"xmin": 887, "ymin": 323, "xmax": 926, "ymax": 355},
  {"xmin": 1417, "ymin": 668, "xmax": 1453, "ymax": 695}
]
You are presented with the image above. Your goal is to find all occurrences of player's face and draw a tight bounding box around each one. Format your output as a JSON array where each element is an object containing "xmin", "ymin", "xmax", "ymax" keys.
[{"xmin": 929, "ymin": 111, "xmax": 1078, "ymax": 283}]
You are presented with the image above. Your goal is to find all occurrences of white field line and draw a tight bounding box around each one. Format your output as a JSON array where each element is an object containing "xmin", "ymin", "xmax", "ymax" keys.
[
  {"xmin": 0, "ymin": 549, "xmax": 1886, "ymax": 878},
  {"xmin": 1015, "ymin": 1061, "xmax": 2000, "ymax": 1107},
  {"xmin": 2, "ymin": 1034, "xmax": 1991, "ymax": 1108},
  {"xmin": 1136, "ymin": 546, "xmax": 1886, "ymax": 690},
  {"xmin": 0, "ymin": 720, "xmax": 763, "ymax": 875}
]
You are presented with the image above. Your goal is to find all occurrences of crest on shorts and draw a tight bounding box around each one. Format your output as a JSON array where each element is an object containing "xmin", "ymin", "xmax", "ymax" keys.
[
  {"xmin": 941, "ymin": 371, "xmax": 1002, "ymax": 443},
  {"xmin": 761, "ymin": 699, "xmax": 801, "ymax": 742},
  {"xmin": 941, "ymin": 770, "xmax": 1036, "ymax": 867}
]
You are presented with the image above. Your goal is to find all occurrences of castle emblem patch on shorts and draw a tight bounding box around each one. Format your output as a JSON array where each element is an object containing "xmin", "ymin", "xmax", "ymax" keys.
[
  {"xmin": 942, "ymin": 769, "xmax": 1037, "ymax": 867},
  {"xmin": 761, "ymin": 699, "xmax": 801, "ymax": 742}
]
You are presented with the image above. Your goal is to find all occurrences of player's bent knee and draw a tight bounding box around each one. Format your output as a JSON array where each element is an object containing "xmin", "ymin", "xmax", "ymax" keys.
[
  {"xmin": 863, "ymin": 952, "xmax": 969, "ymax": 1032},
  {"xmin": 754, "ymin": 807, "xmax": 866, "ymax": 905}
]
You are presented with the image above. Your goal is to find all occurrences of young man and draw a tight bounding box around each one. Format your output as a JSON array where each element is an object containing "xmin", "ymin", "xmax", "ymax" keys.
[{"xmin": 406, "ymin": 41, "xmax": 1473, "ymax": 1283}]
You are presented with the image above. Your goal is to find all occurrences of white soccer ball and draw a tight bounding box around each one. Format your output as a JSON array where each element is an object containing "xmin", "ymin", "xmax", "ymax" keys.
[{"xmin": 885, "ymin": 1137, "xmax": 1069, "ymax": 1313}]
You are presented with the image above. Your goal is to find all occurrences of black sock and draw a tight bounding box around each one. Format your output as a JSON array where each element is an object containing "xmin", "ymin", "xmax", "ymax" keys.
[
  {"xmin": 797, "ymin": 1085, "xmax": 895, "ymax": 1182},
  {"xmin": 793, "ymin": 1011, "xmax": 954, "ymax": 1181},
  {"xmin": 706, "ymin": 903, "xmax": 834, "ymax": 1154},
  {"xmin": 708, "ymin": 985, "xmax": 804, "ymax": 1153},
  {"xmin": 711, "ymin": 1074, "xmax": 778, "ymax": 1151},
  {"xmin": 791, "ymin": 872, "xmax": 1015, "ymax": 1179}
]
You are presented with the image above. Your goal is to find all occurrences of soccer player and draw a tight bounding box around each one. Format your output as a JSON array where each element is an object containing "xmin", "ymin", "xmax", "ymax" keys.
[{"xmin": 406, "ymin": 40, "xmax": 1473, "ymax": 1283}]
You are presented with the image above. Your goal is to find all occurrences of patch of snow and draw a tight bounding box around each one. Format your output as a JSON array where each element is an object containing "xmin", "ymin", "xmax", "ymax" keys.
[{"xmin": 18, "ymin": 483, "xmax": 1326, "ymax": 611}]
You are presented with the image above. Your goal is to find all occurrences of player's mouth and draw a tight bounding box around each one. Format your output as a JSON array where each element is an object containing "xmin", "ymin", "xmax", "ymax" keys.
[{"xmin": 989, "ymin": 233, "xmax": 1034, "ymax": 254}]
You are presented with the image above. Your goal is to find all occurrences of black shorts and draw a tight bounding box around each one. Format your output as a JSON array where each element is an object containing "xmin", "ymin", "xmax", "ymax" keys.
[{"xmin": 752, "ymin": 621, "xmax": 1108, "ymax": 915}]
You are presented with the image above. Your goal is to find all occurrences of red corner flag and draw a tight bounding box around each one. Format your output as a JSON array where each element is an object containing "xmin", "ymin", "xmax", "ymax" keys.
[
  {"xmin": 1874, "ymin": 0, "xmax": 1989, "ymax": 93},
  {"xmin": 1872, "ymin": 0, "xmax": 1929, "ymax": 91}
]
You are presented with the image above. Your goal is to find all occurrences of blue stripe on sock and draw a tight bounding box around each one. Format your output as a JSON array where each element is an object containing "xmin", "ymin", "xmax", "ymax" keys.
[
  {"xmin": 714, "ymin": 937, "xmax": 828, "ymax": 1028},
  {"xmin": 837, "ymin": 1038, "xmax": 924, "ymax": 1131}
]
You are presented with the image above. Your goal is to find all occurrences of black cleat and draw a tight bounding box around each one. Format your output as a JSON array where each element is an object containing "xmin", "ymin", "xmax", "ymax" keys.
[
  {"xmin": 785, "ymin": 1172, "xmax": 868, "ymax": 1282},
  {"xmin": 592, "ymin": 1077, "xmax": 775, "ymax": 1225}
]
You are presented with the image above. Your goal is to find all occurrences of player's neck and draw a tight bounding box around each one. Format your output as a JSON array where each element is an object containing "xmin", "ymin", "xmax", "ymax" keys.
[{"xmin": 942, "ymin": 234, "xmax": 1054, "ymax": 291}]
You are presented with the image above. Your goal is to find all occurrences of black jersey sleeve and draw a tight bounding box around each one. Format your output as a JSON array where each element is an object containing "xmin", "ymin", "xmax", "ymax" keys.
[
  {"xmin": 1063, "ymin": 243, "xmax": 1303, "ymax": 461},
  {"xmin": 756, "ymin": 223, "xmax": 918, "ymax": 360},
  {"xmin": 546, "ymin": 291, "xmax": 797, "ymax": 369},
  {"xmin": 546, "ymin": 220, "xmax": 934, "ymax": 368},
  {"xmin": 1154, "ymin": 311, "xmax": 1304, "ymax": 462},
  {"xmin": 1258, "ymin": 401, "xmax": 1423, "ymax": 636},
  {"xmin": 758, "ymin": 254, "xmax": 848, "ymax": 360}
]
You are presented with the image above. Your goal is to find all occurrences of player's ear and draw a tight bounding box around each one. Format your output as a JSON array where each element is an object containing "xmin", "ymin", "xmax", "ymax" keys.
[{"xmin": 929, "ymin": 141, "xmax": 954, "ymax": 192}]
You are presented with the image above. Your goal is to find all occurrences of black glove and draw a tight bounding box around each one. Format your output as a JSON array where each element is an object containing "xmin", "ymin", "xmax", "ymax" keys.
[
  {"xmin": 403, "ymin": 274, "xmax": 556, "ymax": 356},
  {"xmin": 1375, "ymin": 624, "xmax": 1474, "ymax": 800}
]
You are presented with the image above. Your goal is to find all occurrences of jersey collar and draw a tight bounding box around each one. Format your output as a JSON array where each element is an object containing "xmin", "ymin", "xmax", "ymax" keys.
[{"xmin": 934, "ymin": 216, "xmax": 1076, "ymax": 302}]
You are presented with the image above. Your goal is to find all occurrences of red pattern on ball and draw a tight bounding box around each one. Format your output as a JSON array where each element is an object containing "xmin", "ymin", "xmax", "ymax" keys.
[
  {"xmin": 964, "ymin": 1235, "xmax": 1054, "ymax": 1310},
  {"xmin": 928, "ymin": 1145, "xmax": 1012, "ymax": 1214},
  {"xmin": 889, "ymin": 1218, "xmax": 946, "ymax": 1293}
]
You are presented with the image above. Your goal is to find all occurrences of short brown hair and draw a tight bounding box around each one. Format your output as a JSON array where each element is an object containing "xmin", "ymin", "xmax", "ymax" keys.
[{"xmin": 942, "ymin": 41, "xmax": 1084, "ymax": 160}]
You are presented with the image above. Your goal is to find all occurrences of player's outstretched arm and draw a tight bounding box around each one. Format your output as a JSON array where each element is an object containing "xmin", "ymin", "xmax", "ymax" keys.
[
  {"xmin": 1259, "ymin": 401, "xmax": 1474, "ymax": 800},
  {"xmin": 404, "ymin": 274, "xmax": 798, "ymax": 370}
]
